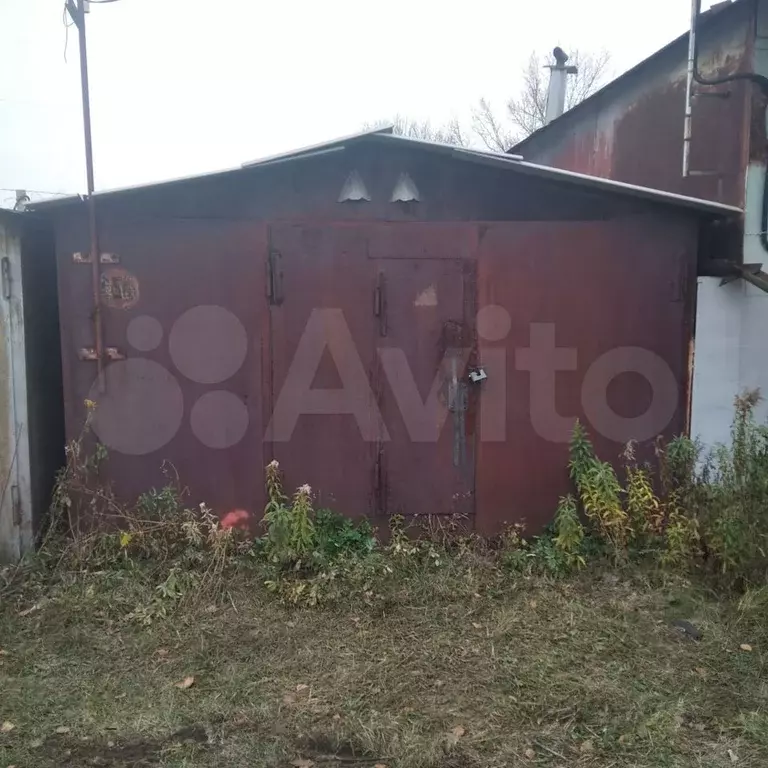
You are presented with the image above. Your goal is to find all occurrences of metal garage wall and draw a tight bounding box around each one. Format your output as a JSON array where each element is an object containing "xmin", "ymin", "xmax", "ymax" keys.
[
  {"xmin": 44, "ymin": 143, "xmax": 710, "ymax": 535},
  {"xmin": 475, "ymin": 213, "xmax": 698, "ymax": 534}
]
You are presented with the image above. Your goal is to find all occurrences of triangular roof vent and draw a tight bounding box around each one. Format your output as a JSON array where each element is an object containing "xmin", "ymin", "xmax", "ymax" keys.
[
  {"xmin": 390, "ymin": 172, "xmax": 420, "ymax": 202},
  {"xmin": 338, "ymin": 170, "xmax": 370, "ymax": 202}
]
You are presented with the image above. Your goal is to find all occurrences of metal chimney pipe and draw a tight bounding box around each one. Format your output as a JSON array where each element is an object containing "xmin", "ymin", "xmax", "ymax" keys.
[
  {"xmin": 545, "ymin": 47, "xmax": 578, "ymax": 124},
  {"xmin": 682, "ymin": 0, "xmax": 697, "ymax": 177},
  {"xmin": 14, "ymin": 190, "xmax": 28, "ymax": 211}
]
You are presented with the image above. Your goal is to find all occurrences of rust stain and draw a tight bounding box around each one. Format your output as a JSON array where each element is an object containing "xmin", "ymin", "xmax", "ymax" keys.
[
  {"xmin": 518, "ymin": 13, "xmax": 753, "ymax": 208},
  {"xmin": 100, "ymin": 268, "xmax": 139, "ymax": 310},
  {"xmin": 414, "ymin": 284, "xmax": 437, "ymax": 307}
]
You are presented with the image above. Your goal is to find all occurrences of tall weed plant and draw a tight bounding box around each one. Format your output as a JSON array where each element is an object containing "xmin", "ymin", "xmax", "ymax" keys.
[{"xmin": 569, "ymin": 391, "xmax": 768, "ymax": 586}]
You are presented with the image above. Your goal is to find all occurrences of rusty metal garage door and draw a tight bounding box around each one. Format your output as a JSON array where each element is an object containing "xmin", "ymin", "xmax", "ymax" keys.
[{"xmin": 266, "ymin": 223, "xmax": 479, "ymax": 523}]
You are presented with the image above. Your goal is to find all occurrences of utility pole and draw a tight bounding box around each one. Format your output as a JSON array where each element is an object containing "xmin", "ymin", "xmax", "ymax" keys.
[{"xmin": 66, "ymin": 0, "xmax": 104, "ymax": 388}]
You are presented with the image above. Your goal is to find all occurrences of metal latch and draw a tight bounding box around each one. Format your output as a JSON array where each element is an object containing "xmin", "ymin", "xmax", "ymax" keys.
[
  {"xmin": 448, "ymin": 380, "xmax": 469, "ymax": 412},
  {"xmin": 469, "ymin": 367, "xmax": 487, "ymax": 384}
]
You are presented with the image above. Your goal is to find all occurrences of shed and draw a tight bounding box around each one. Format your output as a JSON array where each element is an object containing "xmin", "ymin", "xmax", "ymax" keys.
[
  {"xmin": 0, "ymin": 210, "xmax": 64, "ymax": 562},
  {"xmin": 33, "ymin": 129, "xmax": 739, "ymax": 534}
]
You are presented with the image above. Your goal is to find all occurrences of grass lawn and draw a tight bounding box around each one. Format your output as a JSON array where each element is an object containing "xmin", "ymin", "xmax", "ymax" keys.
[{"xmin": 1, "ymin": 561, "xmax": 767, "ymax": 767}]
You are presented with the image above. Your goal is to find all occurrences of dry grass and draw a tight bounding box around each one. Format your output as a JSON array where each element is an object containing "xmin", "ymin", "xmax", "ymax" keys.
[{"xmin": 1, "ymin": 558, "xmax": 768, "ymax": 768}]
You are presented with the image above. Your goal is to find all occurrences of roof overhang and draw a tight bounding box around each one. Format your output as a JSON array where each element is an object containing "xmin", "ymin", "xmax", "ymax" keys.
[{"xmin": 30, "ymin": 129, "xmax": 742, "ymax": 220}]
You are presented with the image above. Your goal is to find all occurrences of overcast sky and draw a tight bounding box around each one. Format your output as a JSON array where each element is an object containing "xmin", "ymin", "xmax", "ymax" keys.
[{"xmin": 0, "ymin": 0, "xmax": 719, "ymax": 205}]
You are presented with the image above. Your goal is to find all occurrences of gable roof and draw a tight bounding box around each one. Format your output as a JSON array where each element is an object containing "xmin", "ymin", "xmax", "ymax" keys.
[
  {"xmin": 30, "ymin": 127, "xmax": 741, "ymax": 218},
  {"xmin": 510, "ymin": 0, "xmax": 741, "ymax": 154}
]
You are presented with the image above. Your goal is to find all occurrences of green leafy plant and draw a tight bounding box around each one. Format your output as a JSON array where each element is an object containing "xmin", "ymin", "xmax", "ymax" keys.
[
  {"xmin": 661, "ymin": 506, "xmax": 700, "ymax": 568},
  {"xmin": 623, "ymin": 442, "xmax": 662, "ymax": 543},
  {"xmin": 569, "ymin": 423, "xmax": 630, "ymax": 556},
  {"xmin": 626, "ymin": 465, "xmax": 659, "ymax": 539},
  {"xmin": 314, "ymin": 508, "xmax": 376, "ymax": 559},
  {"xmin": 260, "ymin": 462, "xmax": 381, "ymax": 603},
  {"xmin": 664, "ymin": 391, "xmax": 768, "ymax": 581},
  {"xmin": 501, "ymin": 530, "xmax": 572, "ymax": 577},
  {"xmin": 262, "ymin": 466, "xmax": 316, "ymax": 567},
  {"xmin": 660, "ymin": 434, "xmax": 699, "ymax": 496},
  {"xmin": 569, "ymin": 419, "xmax": 596, "ymax": 488},
  {"xmin": 580, "ymin": 461, "xmax": 629, "ymax": 552},
  {"xmin": 553, "ymin": 494, "xmax": 585, "ymax": 568}
]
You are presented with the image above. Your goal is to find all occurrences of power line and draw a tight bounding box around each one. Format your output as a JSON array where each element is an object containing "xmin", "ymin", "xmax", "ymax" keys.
[
  {"xmin": 0, "ymin": 188, "xmax": 75, "ymax": 197},
  {"xmin": 63, "ymin": 2, "xmax": 74, "ymax": 62}
]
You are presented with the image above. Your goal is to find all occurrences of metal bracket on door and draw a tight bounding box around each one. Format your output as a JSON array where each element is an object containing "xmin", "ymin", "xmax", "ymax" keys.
[
  {"xmin": 78, "ymin": 346, "xmax": 125, "ymax": 361},
  {"xmin": 71, "ymin": 251, "xmax": 121, "ymax": 264}
]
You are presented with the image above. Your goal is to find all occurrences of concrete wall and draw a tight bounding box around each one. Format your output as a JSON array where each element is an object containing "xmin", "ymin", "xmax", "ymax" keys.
[{"xmin": 0, "ymin": 216, "xmax": 33, "ymax": 562}]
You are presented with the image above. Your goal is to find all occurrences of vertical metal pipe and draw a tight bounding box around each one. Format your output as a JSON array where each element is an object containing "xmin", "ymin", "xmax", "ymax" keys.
[
  {"xmin": 683, "ymin": 0, "xmax": 698, "ymax": 177},
  {"xmin": 75, "ymin": 0, "xmax": 104, "ymax": 388},
  {"xmin": 545, "ymin": 65, "xmax": 568, "ymax": 125}
]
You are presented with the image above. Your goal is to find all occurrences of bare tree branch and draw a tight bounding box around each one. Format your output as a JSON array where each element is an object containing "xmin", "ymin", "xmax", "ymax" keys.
[
  {"xmin": 443, "ymin": 117, "xmax": 471, "ymax": 148},
  {"xmin": 475, "ymin": 48, "xmax": 612, "ymax": 150},
  {"xmin": 368, "ymin": 48, "xmax": 611, "ymax": 153},
  {"xmin": 365, "ymin": 114, "xmax": 470, "ymax": 147},
  {"xmin": 565, "ymin": 49, "xmax": 612, "ymax": 109},
  {"xmin": 471, "ymin": 98, "xmax": 515, "ymax": 153}
]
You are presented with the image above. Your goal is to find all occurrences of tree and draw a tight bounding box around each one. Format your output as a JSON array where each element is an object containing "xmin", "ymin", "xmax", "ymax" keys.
[
  {"xmin": 367, "ymin": 114, "xmax": 470, "ymax": 147},
  {"xmin": 473, "ymin": 49, "xmax": 611, "ymax": 152}
]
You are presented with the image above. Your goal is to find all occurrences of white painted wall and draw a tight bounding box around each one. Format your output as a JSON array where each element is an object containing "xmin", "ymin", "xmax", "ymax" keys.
[
  {"xmin": 0, "ymin": 217, "xmax": 33, "ymax": 563},
  {"xmin": 691, "ymin": 277, "xmax": 743, "ymax": 446},
  {"xmin": 691, "ymin": 166, "xmax": 768, "ymax": 448}
]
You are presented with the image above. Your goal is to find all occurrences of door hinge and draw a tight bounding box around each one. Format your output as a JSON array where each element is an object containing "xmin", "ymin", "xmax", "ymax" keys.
[
  {"xmin": 373, "ymin": 270, "xmax": 387, "ymax": 337},
  {"xmin": 78, "ymin": 346, "xmax": 125, "ymax": 361},
  {"xmin": 373, "ymin": 445, "xmax": 386, "ymax": 515},
  {"xmin": 1, "ymin": 257, "xmax": 11, "ymax": 300},
  {"xmin": 11, "ymin": 485, "xmax": 21, "ymax": 527},
  {"xmin": 267, "ymin": 249, "xmax": 283, "ymax": 305}
]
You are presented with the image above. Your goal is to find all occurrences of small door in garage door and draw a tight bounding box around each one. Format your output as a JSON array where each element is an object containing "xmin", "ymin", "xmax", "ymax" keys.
[{"xmin": 368, "ymin": 224, "xmax": 478, "ymax": 522}]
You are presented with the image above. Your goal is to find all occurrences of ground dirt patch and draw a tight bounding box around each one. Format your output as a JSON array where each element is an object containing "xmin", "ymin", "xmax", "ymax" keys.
[{"xmin": 2, "ymin": 562, "xmax": 767, "ymax": 767}]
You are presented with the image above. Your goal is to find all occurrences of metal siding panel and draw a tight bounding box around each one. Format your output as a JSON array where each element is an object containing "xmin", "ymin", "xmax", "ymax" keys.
[
  {"xmin": 267, "ymin": 224, "xmax": 379, "ymax": 517},
  {"xmin": 517, "ymin": 2, "xmax": 753, "ymax": 208},
  {"xmin": 57, "ymin": 216, "xmax": 269, "ymax": 526},
  {"xmin": 475, "ymin": 215, "xmax": 696, "ymax": 535}
]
